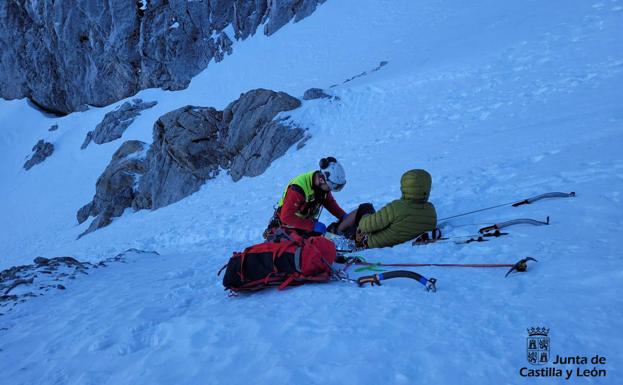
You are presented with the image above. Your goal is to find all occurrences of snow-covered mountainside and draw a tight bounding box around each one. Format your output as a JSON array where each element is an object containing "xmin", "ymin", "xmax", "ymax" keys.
[{"xmin": 1, "ymin": 0, "xmax": 622, "ymax": 384}]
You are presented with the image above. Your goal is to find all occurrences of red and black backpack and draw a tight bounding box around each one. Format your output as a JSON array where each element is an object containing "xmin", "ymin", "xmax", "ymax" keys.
[{"xmin": 221, "ymin": 232, "xmax": 337, "ymax": 292}]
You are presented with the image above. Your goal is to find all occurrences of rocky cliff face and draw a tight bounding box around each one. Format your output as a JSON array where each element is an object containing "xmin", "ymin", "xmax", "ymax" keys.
[
  {"xmin": 0, "ymin": 0, "xmax": 325, "ymax": 115},
  {"xmin": 77, "ymin": 89, "xmax": 305, "ymax": 237}
]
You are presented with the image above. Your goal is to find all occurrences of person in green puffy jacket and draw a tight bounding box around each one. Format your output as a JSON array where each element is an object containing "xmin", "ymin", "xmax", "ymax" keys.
[{"xmin": 356, "ymin": 169, "xmax": 437, "ymax": 248}]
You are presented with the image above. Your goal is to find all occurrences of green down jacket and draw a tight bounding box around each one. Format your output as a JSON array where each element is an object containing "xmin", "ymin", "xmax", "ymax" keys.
[{"xmin": 358, "ymin": 169, "xmax": 437, "ymax": 248}]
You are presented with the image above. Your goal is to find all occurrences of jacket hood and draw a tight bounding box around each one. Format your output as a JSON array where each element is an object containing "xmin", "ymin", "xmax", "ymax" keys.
[{"xmin": 400, "ymin": 169, "xmax": 431, "ymax": 202}]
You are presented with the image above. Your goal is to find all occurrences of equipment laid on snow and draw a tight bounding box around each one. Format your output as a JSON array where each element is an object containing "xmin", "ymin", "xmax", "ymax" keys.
[
  {"xmin": 511, "ymin": 192, "xmax": 576, "ymax": 207},
  {"xmin": 220, "ymin": 233, "xmax": 337, "ymax": 292},
  {"xmin": 320, "ymin": 255, "xmax": 438, "ymax": 292},
  {"xmin": 412, "ymin": 228, "xmax": 508, "ymax": 245},
  {"xmin": 504, "ymin": 257, "xmax": 538, "ymax": 277},
  {"xmin": 412, "ymin": 214, "xmax": 552, "ymax": 246},
  {"xmin": 478, "ymin": 217, "xmax": 549, "ymax": 234},
  {"xmin": 221, "ymin": 229, "xmax": 439, "ymax": 294},
  {"xmin": 438, "ymin": 191, "xmax": 575, "ymax": 222},
  {"xmin": 336, "ymin": 255, "xmax": 538, "ymax": 278},
  {"xmin": 356, "ymin": 271, "xmax": 437, "ymax": 292}
]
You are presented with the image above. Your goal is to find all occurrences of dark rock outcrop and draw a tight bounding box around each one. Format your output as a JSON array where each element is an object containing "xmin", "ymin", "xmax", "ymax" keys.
[
  {"xmin": 23, "ymin": 140, "xmax": 54, "ymax": 170},
  {"xmin": 136, "ymin": 88, "xmax": 303, "ymax": 210},
  {"xmin": 303, "ymin": 88, "xmax": 332, "ymax": 100},
  {"xmin": 80, "ymin": 132, "xmax": 93, "ymax": 150},
  {"xmin": 77, "ymin": 140, "xmax": 148, "ymax": 238},
  {"xmin": 135, "ymin": 106, "xmax": 225, "ymax": 211},
  {"xmin": 0, "ymin": 249, "xmax": 158, "ymax": 315},
  {"xmin": 0, "ymin": 0, "xmax": 326, "ymax": 115},
  {"xmin": 82, "ymin": 99, "xmax": 157, "ymax": 149},
  {"xmin": 79, "ymin": 89, "xmax": 305, "ymax": 235},
  {"xmin": 221, "ymin": 88, "xmax": 303, "ymax": 181}
]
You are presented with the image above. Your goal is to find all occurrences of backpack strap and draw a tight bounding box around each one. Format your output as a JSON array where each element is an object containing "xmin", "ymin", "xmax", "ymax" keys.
[
  {"xmin": 234, "ymin": 251, "xmax": 248, "ymax": 282},
  {"xmin": 278, "ymin": 274, "xmax": 298, "ymax": 290},
  {"xmin": 293, "ymin": 246, "xmax": 303, "ymax": 272},
  {"xmin": 277, "ymin": 271, "xmax": 332, "ymax": 291},
  {"xmin": 217, "ymin": 263, "xmax": 228, "ymax": 276},
  {"xmin": 273, "ymin": 241, "xmax": 295, "ymax": 268},
  {"xmin": 237, "ymin": 273, "xmax": 287, "ymax": 291}
]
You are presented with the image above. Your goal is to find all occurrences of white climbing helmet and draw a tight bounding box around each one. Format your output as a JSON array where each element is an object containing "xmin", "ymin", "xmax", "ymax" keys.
[{"xmin": 319, "ymin": 156, "xmax": 346, "ymax": 192}]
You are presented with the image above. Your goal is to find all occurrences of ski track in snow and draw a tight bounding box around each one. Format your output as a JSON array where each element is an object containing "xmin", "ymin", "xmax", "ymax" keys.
[{"xmin": 1, "ymin": 0, "xmax": 622, "ymax": 384}]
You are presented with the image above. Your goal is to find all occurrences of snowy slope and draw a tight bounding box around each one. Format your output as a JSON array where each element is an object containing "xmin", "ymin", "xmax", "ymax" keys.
[{"xmin": 1, "ymin": 0, "xmax": 623, "ymax": 384}]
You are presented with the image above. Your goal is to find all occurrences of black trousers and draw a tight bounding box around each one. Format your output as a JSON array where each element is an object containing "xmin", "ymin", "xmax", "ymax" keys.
[{"xmin": 328, "ymin": 203, "xmax": 375, "ymax": 240}]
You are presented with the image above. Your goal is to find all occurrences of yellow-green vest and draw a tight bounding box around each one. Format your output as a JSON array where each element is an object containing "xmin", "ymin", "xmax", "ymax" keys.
[{"xmin": 278, "ymin": 170, "xmax": 322, "ymax": 219}]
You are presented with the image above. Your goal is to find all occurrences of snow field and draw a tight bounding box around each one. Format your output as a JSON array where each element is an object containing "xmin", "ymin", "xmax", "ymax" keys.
[{"xmin": 1, "ymin": 0, "xmax": 622, "ymax": 384}]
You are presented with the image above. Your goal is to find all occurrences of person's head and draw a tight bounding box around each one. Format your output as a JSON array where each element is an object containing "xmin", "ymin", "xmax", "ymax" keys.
[
  {"xmin": 316, "ymin": 156, "xmax": 346, "ymax": 192},
  {"xmin": 400, "ymin": 169, "xmax": 432, "ymax": 202}
]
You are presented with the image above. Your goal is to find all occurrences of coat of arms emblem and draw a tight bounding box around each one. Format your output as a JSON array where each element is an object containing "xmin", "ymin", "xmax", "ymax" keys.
[{"xmin": 527, "ymin": 327, "xmax": 550, "ymax": 365}]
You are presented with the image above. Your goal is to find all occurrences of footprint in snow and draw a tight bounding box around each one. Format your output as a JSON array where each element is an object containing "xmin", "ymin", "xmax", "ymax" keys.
[
  {"xmin": 117, "ymin": 321, "xmax": 165, "ymax": 355},
  {"xmin": 88, "ymin": 335, "xmax": 115, "ymax": 352}
]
